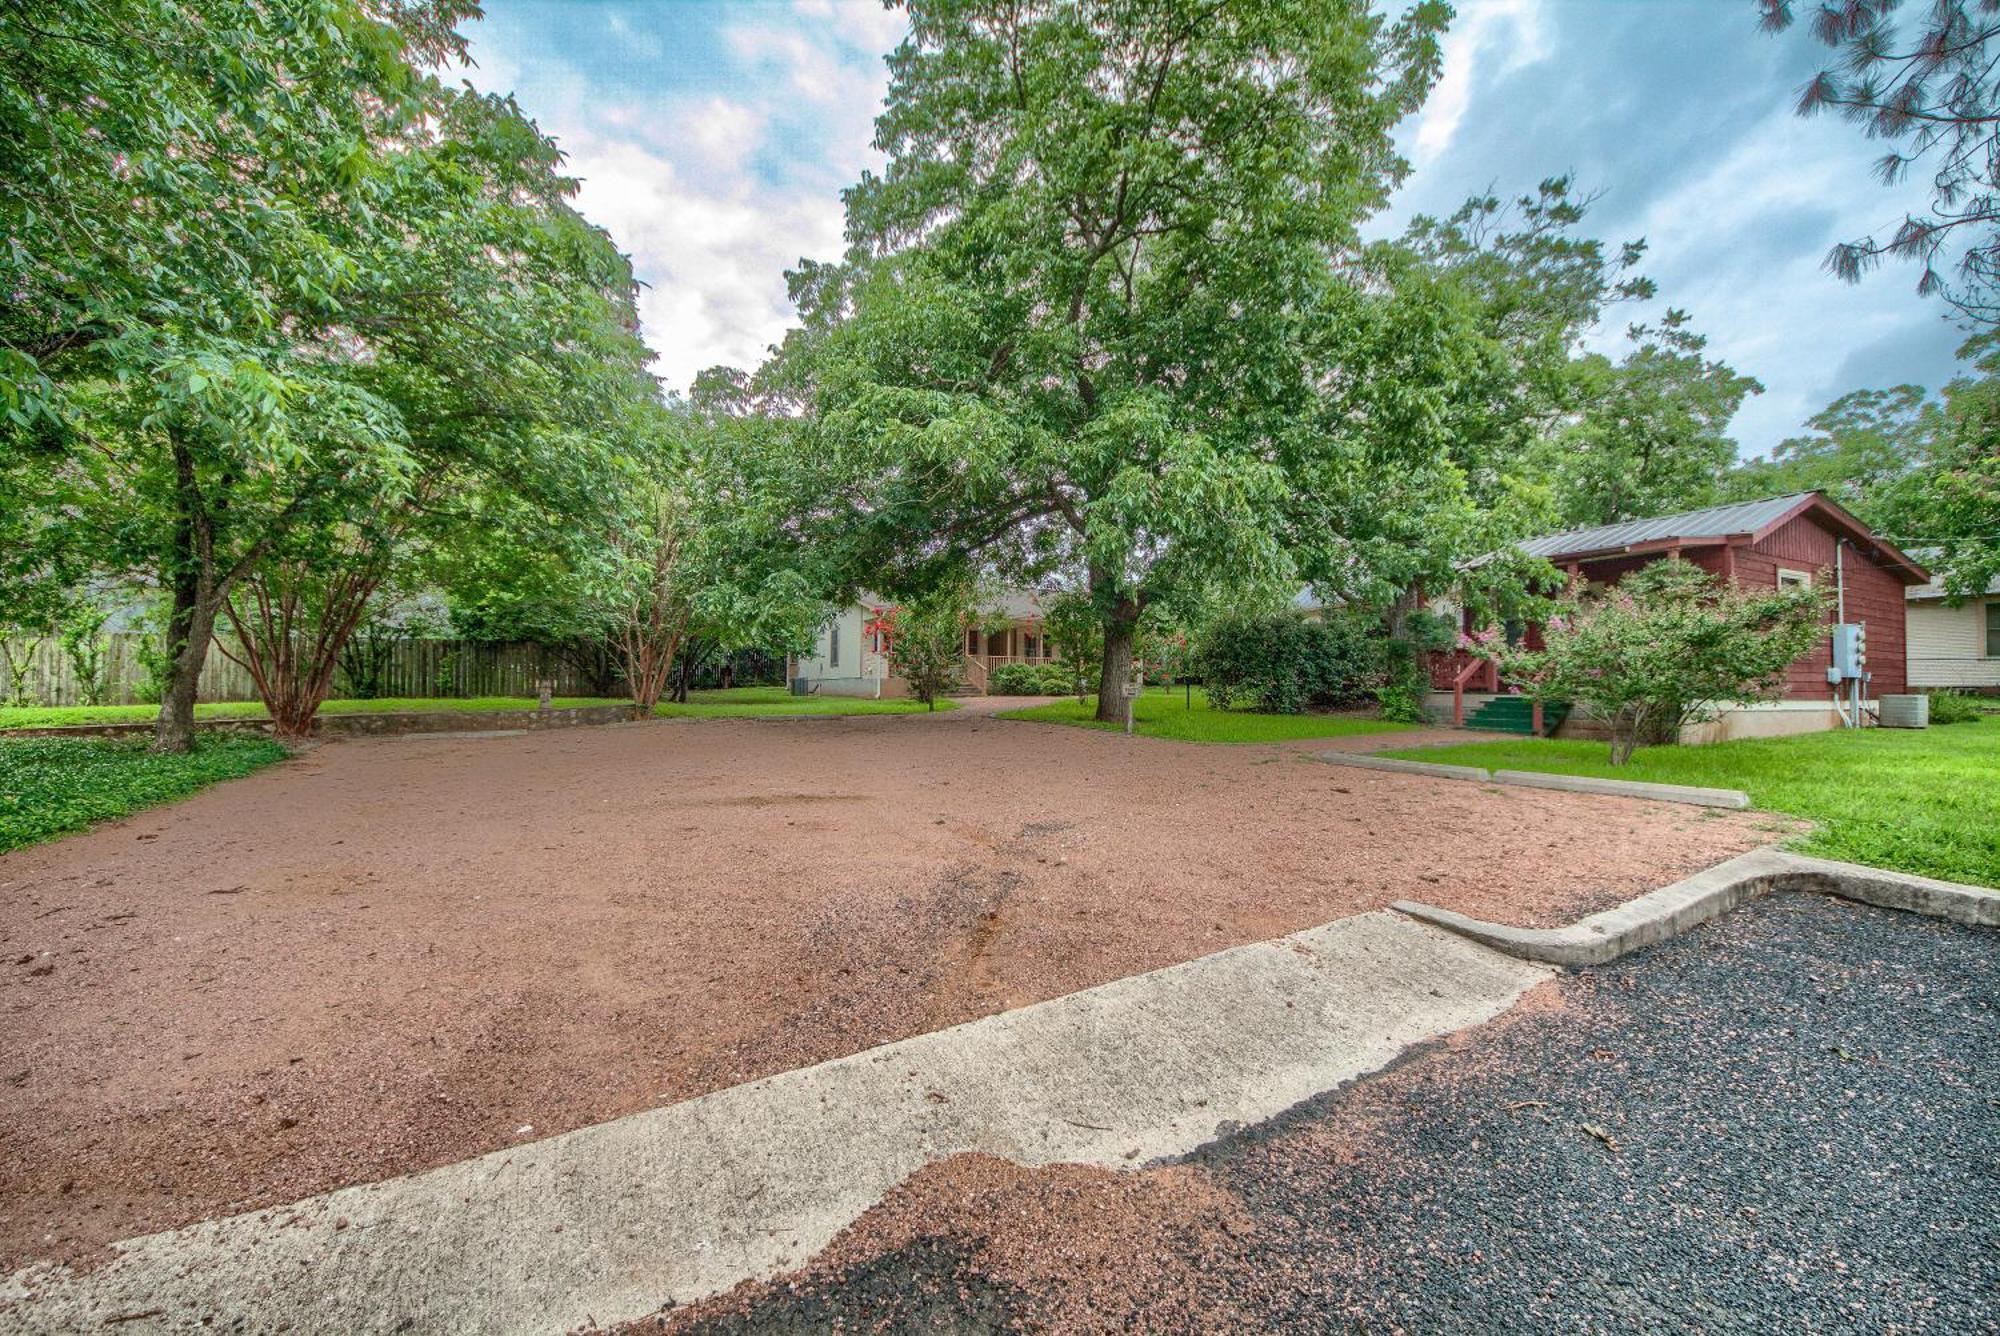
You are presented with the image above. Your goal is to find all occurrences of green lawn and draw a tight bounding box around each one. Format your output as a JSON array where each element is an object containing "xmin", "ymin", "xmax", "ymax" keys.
[
  {"xmin": 652, "ymin": 686, "xmax": 954, "ymax": 717},
  {"xmin": 0, "ymin": 696, "xmax": 622, "ymax": 730},
  {"xmin": 0, "ymin": 734, "xmax": 289, "ymax": 854},
  {"xmin": 1380, "ymin": 718, "xmax": 2000, "ymax": 888},
  {"xmin": 0, "ymin": 689, "xmax": 951, "ymax": 731},
  {"xmin": 997, "ymin": 687, "xmax": 1419, "ymax": 743}
]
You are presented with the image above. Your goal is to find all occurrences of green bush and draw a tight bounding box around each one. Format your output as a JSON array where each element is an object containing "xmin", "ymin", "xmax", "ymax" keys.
[
  {"xmin": 1374, "ymin": 682, "xmax": 1427, "ymax": 723},
  {"xmin": 990, "ymin": 661, "xmax": 1074, "ymax": 694},
  {"xmin": 1926, "ymin": 690, "xmax": 1987, "ymax": 725},
  {"xmin": 1197, "ymin": 611, "xmax": 1378, "ymax": 714}
]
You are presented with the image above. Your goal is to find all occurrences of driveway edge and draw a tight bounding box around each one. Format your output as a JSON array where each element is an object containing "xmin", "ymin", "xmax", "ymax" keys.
[
  {"xmin": 1313, "ymin": 752, "xmax": 1750, "ymax": 808},
  {"xmin": 1394, "ymin": 848, "xmax": 2000, "ymax": 966}
]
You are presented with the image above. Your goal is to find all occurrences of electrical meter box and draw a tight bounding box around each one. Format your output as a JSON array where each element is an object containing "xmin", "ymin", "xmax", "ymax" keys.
[{"xmin": 1829, "ymin": 622, "xmax": 1867, "ymax": 682}]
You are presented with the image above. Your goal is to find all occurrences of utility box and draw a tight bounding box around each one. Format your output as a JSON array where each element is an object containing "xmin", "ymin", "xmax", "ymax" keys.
[
  {"xmin": 1879, "ymin": 694, "xmax": 1929, "ymax": 729},
  {"xmin": 1828, "ymin": 622, "xmax": 1868, "ymax": 682}
]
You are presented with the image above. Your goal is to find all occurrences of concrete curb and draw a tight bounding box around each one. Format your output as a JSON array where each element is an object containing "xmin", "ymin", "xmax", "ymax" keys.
[
  {"xmin": 1313, "ymin": 753, "xmax": 1492, "ymax": 782},
  {"xmin": 0, "ymin": 913, "xmax": 1550, "ymax": 1335},
  {"xmin": 1394, "ymin": 848, "xmax": 2000, "ymax": 967},
  {"xmin": 1491, "ymin": 768, "xmax": 1749, "ymax": 809},
  {"xmin": 1313, "ymin": 751, "xmax": 1750, "ymax": 810}
]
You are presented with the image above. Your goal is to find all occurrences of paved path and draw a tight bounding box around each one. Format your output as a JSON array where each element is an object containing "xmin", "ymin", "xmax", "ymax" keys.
[
  {"xmin": 679, "ymin": 893, "xmax": 1999, "ymax": 1332},
  {"xmin": 0, "ymin": 913, "xmax": 1549, "ymax": 1334}
]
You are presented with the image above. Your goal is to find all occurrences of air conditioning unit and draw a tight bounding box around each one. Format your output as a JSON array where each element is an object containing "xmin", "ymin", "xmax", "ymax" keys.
[{"xmin": 1879, "ymin": 694, "xmax": 1928, "ymax": 729}]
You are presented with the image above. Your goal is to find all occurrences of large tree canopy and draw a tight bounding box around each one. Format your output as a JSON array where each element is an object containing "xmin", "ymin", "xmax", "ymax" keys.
[
  {"xmin": 1, "ymin": 0, "xmax": 659, "ymax": 747},
  {"xmin": 769, "ymin": 0, "xmax": 1453, "ymax": 717}
]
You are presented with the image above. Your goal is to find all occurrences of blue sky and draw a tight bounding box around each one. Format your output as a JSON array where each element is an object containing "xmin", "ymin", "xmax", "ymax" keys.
[{"xmin": 458, "ymin": 0, "xmax": 1972, "ymax": 458}]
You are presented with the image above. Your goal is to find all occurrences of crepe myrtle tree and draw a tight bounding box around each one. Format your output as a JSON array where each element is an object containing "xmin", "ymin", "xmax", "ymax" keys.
[
  {"xmin": 781, "ymin": 0, "xmax": 1451, "ymax": 722},
  {"xmin": 1479, "ymin": 559, "xmax": 1830, "ymax": 765},
  {"xmin": 877, "ymin": 591, "xmax": 973, "ymax": 710}
]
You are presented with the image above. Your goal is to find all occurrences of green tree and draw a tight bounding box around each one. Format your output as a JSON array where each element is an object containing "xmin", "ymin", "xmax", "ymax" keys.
[
  {"xmin": 1039, "ymin": 590, "xmax": 1104, "ymax": 703},
  {"xmin": 775, "ymin": 0, "xmax": 1449, "ymax": 722},
  {"xmin": 1724, "ymin": 383, "xmax": 1940, "ymax": 509},
  {"xmin": 1489, "ymin": 559, "xmax": 1829, "ymax": 765},
  {"xmin": 882, "ymin": 591, "xmax": 971, "ymax": 710},
  {"xmin": 1544, "ymin": 311, "xmax": 1763, "ymax": 525},
  {"xmin": 1759, "ymin": 0, "xmax": 2000, "ymax": 322},
  {"xmin": 3, "ymin": 0, "xmax": 657, "ymax": 749}
]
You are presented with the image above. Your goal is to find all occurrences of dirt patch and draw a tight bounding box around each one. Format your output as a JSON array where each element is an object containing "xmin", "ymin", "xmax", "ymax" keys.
[
  {"xmin": 638, "ymin": 1154, "xmax": 1258, "ymax": 1334},
  {"xmin": 0, "ymin": 711, "xmax": 1767, "ymax": 1268}
]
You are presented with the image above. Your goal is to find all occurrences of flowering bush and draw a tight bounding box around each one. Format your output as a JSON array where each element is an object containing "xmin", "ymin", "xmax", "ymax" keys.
[
  {"xmin": 880, "ymin": 594, "xmax": 967, "ymax": 709},
  {"xmin": 1480, "ymin": 559, "xmax": 1829, "ymax": 764}
]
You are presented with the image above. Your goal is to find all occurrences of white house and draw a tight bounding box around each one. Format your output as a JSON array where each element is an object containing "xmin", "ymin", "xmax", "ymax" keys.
[
  {"xmin": 787, "ymin": 589, "xmax": 1059, "ymax": 698},
  {"xmin": 1907, "ymin": 575, "xmax": 2000, "ymax": 692}
]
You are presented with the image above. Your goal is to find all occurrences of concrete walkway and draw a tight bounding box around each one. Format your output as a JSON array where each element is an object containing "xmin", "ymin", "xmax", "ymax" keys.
[{"xmin": 0, "ymin": 913, "xmax": 1549, "ymax": 1334}]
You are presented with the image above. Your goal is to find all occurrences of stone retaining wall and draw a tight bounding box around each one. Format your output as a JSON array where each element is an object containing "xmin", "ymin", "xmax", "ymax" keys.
[{"xmin": 3, "ymin": 704, "xmax": 638, "ymax": 741}]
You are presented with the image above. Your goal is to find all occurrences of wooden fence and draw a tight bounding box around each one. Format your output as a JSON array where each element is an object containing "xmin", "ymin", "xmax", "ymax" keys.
[{"xmin": 0, "ymin": 634, "xmax": 600, "ymax": 708}]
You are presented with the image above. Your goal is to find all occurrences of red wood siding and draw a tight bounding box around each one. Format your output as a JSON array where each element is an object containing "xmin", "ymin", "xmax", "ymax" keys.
[
  {"xmin": 1739, "ymin": 513, "xmax": 1907, "ymax": 697},
  {"xmin": 1519, "ymin": 513, "xmax": 1910, "ymax": 701}
]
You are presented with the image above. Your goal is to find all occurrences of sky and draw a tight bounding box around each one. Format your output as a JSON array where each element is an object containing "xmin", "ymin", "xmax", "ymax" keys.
[{"xmin": 456, "ymin": 0, "xmax": 1974, "ymax": 459}]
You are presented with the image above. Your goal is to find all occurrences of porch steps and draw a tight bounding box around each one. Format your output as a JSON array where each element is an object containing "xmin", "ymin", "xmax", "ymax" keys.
[{"xmin": 1464, "ymin": 695, "xmax": 1568, "ymax": 736}]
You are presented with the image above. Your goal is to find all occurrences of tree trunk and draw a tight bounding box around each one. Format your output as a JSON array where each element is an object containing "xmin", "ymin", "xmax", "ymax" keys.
[
  {"xmin": 154, "ymin": 445, "xmax": 218, "ymax": 754},
  {"xmin": 1608, "ymin": 707, "xmax": 1640, "ymax": 767},
  {"xmin": 154, "ymin": 569, "xmax": 217, "ymax": 754},
  {"xmin": 1094, "ymin": 615, "xmax": 1138, "ymax": 723}
]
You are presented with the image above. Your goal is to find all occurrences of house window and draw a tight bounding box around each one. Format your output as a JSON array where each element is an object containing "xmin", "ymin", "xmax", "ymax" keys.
[
  {"xmin": 1024, "ymin": 634, "xmax": 1038, "ymax": 659},
  {"xmin": 966, "ymin": 628, "xmax": 980, "ymax": 655},
  {"xmin": 829, "ymin": 624, "xmax": 840, "ymax": 668},
  {"xmin": 1777, "ymin": 568, "xmax": 1812, "ymax": 591},
  {"xmin": 1986, "ymin": 601, "xmax": 2000, "ymax": 658}
]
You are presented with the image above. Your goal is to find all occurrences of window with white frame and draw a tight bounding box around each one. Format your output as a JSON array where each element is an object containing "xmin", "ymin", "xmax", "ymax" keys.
[
  {"xmin": 1777, "ymin": 568, "xmax": 1812, "ymax": 592},
  {"xmin": 829, "ymin": 623, "xmax": 840, "ymax": 668},
  {"xmin": 1985, "ymin": 600, "xmax": 1999, "ymax": 657}
]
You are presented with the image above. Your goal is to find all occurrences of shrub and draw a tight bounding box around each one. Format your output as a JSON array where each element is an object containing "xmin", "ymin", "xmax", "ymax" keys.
[
  {"xmin": 1926, "ymin": 689, "xmax": 1986, "ymax": 725},
  {"xmin": 1374, "ymin": 682, "xmax": 1427, "ymax": 723},
  {"xmin": 1198, "ymin": 611, "xmax": 1377, "ymax": 714},
  {"xmin": 1489, "ymin": 559, "xmax": 1829, "ymax": 765},
  {"xmin": 989, "ymin": 662, "xmax": 1045, "ymax": 694}
]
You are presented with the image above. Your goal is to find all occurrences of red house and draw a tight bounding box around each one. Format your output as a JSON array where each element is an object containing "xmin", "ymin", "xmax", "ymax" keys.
[{"xmin": 1429, "ymin": 492, "xmax": 1931, "ymax": 741}]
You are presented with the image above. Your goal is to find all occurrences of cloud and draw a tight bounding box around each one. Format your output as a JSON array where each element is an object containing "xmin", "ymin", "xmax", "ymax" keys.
[
  {"xmin": 1410, "ymin": 0, "xmax": 1549, "ymax": 164},
  {"xmin": 456, "ymin": 1, "xmax": 904, "ymax": 389}
]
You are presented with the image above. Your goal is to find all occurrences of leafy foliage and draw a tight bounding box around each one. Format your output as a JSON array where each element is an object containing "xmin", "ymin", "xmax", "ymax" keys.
[
  {"xmin": 1543, "ymin": 311, "xmax": 1763, "ymax": 525},
  {"xmin": 1198, "ymin": 611, "xmax": 1380, "ymax": 715},
  {"xmin": 769, "ymin": 0, "xmax": 1453, "ymax": 720},
  {"xmin": 881, "ymin": 591, "xmax": 971, "ymax": 710},
  {"xmin": 1925, "ymin": 689, "xmax": 1987, "ymax": 725},
  {"xmin": 1759, "ymin": 0, "xmax": 2000, "ymax": 322},
  {"xmin": 2, "ymin": 0, "xmax": 658, "ymax": 749},
  {"xmin": 0, "ymin": 734, "xmax": 287, "ymax": 853},
  {"xmin": 1488, "ymin": 559, "xmax": 1830, "ymax": 764},
  {"xmin": 988, "ymin": 661, "xmax": 1070, "ymax": 694}
]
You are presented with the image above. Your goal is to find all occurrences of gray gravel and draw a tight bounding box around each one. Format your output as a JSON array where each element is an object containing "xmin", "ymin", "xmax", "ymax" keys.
[
  {"xmin": 664, "ymin": 894, "xmax": 1999, "ymax": 1333},
  {"xmin": 1200, "ymin": 892, "xmax": 2000, "ymax": 1332}
]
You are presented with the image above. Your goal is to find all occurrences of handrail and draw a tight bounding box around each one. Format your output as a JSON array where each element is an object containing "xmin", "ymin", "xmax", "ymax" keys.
[
  {"xmin": 960, "ymin": 655, "xmax": 989, "ymax": 695},
  {"xmin": 1451, "ymin": 655, "xmax": 1499, "ymax": 726}
]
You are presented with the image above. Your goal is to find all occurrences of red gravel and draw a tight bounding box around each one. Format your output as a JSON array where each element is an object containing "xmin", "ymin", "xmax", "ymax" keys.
[{"xmin": 0, "ymin": 710, "xmax": 1768, "ymax": 1269}]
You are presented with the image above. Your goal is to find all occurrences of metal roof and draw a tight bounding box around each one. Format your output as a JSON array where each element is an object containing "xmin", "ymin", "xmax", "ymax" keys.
[{"xmin": 1510, "ymin": 493, "xmax": 1817, "ymax": 562}]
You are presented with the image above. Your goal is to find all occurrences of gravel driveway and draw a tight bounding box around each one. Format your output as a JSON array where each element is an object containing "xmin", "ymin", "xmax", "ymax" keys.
[
  {"xmin": 1, "ymin": 709, "xmax": 1767, "ymax": 1269},
  {"xmin": 661, "ymin": 893, "xmax": 1999, "ymax": 1333}
]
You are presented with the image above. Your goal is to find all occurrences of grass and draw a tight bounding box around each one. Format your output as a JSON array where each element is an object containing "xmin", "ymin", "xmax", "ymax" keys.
[
  {"xmin": 997, "ymin": 686, "xmax": 1420, "ymax": 743},
  {"xmin": 1379, "ymin": 717, "xmax": 2000, "ymax": 888},
  {"xmin": 0, "ymin": 734, "xmax": 289, "ymax": 854},
  {"xmin": 0, "ymin": 696, "xmax": 621, "ymax": 730},
  {"xmin": 0, "ymin": 689, "xmax": 950, "ymax": 731},
  {"xmin": 651, "ymin": 686, "xmax": 955, "ymax": 717}
]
